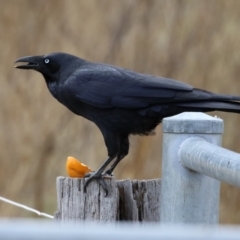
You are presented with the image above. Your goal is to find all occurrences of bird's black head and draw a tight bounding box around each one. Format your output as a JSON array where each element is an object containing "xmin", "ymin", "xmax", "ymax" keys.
[
  {"xmin": 15, "ymin": 52, "xmax": 85, "ymax": 99},
  {"xmin": 15, "ymin": 52, "xmax": 83, "ymax": 81},
  {"xmin": 15, "ymin": 53, "xmax": 60, "ymax": 76}
]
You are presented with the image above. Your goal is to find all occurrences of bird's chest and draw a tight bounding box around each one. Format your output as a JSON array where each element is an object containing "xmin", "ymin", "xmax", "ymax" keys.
[
  {"xmin": 47, "ymin": 81, "xmax": 71, "ymax": 108},
  {"xmin": 56, "ymin": 86, "xmax": 88, "ymax": 117}
]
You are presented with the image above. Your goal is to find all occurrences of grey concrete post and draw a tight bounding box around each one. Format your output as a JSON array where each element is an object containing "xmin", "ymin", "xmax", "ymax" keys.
[{"xmin": 160, "ymin": 112, "xmax": 223, "ymax": 224}]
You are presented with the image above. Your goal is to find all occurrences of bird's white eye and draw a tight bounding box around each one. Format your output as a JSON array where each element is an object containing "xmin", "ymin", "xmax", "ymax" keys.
[{"xmin": 44, "ymin": 59, "xmax": 50, "ymax": 64}]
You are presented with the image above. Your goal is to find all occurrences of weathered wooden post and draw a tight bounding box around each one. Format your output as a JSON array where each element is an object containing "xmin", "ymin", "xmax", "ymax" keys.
[
  {"xmin": 54, "ymin": 177, "xmax": 161, "ymax": 222},
  {"xmin": 54, "ymin": 177, "xmax": 118, "ymax": 222}
]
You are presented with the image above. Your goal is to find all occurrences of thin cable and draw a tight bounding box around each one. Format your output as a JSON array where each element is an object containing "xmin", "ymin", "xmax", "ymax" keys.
[{"xmin": 0, "ymin": 196, "xmax": 54, "ymax": 219}]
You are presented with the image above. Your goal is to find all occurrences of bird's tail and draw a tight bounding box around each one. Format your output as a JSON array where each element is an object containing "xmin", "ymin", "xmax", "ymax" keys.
[
  {"xmin": 171, "ymin": 88, "xmax": 240, "ymax": 113},
  {"xmin": 176, "ymin": 100, "xmax": 240, "ymax": 114}
]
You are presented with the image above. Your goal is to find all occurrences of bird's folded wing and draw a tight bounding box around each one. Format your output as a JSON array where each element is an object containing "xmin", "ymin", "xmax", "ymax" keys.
[{"xmin": 63, "ymin": 66, "xmax": 193, "ymax": 109}]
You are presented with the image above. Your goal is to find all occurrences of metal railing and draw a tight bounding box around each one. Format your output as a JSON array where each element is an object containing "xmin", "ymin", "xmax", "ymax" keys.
[
  {"xmin": 160, "ymin": 112, "xmax": 240, "ymax": 224},
  {"xmin": 1, "ymin": 220, "xmax": 240, "ymax": 240}
]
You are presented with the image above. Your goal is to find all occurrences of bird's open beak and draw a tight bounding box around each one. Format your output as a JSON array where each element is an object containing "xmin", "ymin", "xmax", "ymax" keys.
[{"xmin": 15, "ymin": 56, "xmax": 41, "ymax": 70}]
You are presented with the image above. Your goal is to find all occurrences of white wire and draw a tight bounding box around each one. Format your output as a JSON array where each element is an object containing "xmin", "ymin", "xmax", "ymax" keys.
[{"xmin": 0, "ymin": 196, "xmax": 54, "ymax": 219}]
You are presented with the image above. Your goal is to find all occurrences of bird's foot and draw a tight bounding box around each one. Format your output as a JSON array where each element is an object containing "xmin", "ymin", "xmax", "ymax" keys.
[
  {"xmin": 84, "ymin": 171, "xmax": 112, "ymax": 196},
  {"xmin": 103, "ymin": 169, "xmax": 114, "ymax": 176}
]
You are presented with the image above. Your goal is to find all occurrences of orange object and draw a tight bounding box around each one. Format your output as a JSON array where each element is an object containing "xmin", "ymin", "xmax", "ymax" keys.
[{"xmin": 66, "ymin": 156, "xmax": 92, "ymax": 178}]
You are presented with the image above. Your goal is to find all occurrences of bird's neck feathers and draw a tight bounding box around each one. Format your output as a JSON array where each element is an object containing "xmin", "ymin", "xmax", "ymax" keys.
[{"xmin": 43, "ymin": 74, "xmax": 59, "ymax": 99}]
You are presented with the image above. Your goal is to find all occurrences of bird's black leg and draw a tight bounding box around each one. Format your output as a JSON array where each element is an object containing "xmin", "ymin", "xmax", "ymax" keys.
[
  {"xmin": 104, "ymin": 155, "xmax": 123, "ymax": 176},
  {"xmin": 104, "ymin": 135, "xmax": 129, "ymax": 176},
  {"xmin": 84, "ymin": 155, "xmax": 116, "ymax": 195},
  {"xmin": 84, "ymin": 129, "xmax": 119, "ymax": 196}
]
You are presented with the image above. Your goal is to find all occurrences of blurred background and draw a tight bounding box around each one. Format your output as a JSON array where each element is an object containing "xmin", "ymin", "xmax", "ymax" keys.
[{"xmin": 0, "ymin": 0, "xmax": 240, "ymax": 223}]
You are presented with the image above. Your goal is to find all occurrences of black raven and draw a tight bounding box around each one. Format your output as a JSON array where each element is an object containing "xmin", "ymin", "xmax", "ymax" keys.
[{"xmin": 15, "ymin": 52, "xmax": 240, "ymax": 194}]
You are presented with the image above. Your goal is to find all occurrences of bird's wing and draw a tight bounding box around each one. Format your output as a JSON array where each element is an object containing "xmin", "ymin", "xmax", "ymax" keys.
[{"xmin": 63, "ymin": 65, "xmax": 193, "ymax": 109}]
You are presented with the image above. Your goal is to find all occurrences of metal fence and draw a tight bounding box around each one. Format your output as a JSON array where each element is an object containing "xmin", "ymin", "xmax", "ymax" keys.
[
  {"xmin": 160, "ymin": 112, "xmax": 240, "ymax": 224},
  {"xmin": 1, "ymin": 220, "xmax": 240, "ymax": 240}
]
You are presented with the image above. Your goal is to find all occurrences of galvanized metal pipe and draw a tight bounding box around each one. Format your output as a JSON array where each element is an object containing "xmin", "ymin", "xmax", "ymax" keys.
[
  {"xmin": 160, "ymin": 112, "xmax": 223, "ymax": 224},
  {"xmin": 179, "ymin": 137, "xmax": 240, "ymax": 187},
  {"xmin": 1, "ymin": 220, "xmax": 240, "ymax": 240}
]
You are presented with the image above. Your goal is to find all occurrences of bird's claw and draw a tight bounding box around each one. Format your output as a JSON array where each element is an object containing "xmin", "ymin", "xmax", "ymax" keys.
[
  {"xmin": 84, "ymin": 171, "xmax": 109, "ymax": 196},
  {"xmin": 103, "ymin": 169, "xmax": 114, "ymax": 176}
]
